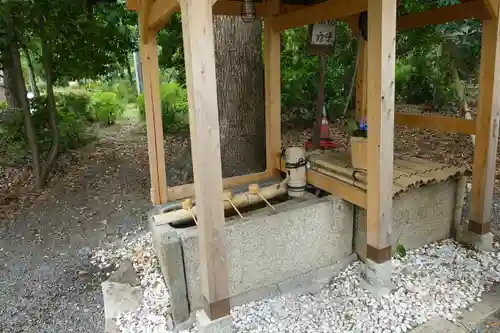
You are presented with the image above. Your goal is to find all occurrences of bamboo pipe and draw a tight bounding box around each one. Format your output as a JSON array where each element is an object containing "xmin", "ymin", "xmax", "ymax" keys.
[{"xmin": 154, "ymin": 180, "xmax": 288, "ymax": 226}]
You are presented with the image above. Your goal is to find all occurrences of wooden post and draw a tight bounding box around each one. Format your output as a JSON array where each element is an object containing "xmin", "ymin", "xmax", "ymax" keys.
[
  {"xmin": 179, "ymin": 0, "xmax": 230, "ymax": 320},
  {"xmin": 312, "ymin": 55, "xmax": 327, "ymax": 149},
  {"xmin": 469, "ymin": 6, "xmax": 500, "ymax": 236},
  {"xmin": 355, "ymin": 38, "xmax": 367, "ymax": 121},
  {"xmin": 366, "ymin": 0, "xmax": 397, "ymax": 263},
  {"xmin": 264, "ymin": 0, "xmax": 282, "ymax": 176},
  {"xmin": 139, "ymin": 14, "xmax": 168, "ymax": 205}
]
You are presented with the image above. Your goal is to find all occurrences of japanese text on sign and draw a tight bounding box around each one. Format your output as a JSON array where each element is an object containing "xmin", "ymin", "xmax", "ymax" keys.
[{"xmin": 311, "ymin": 21, "xmax": 335, "ymax": 46}]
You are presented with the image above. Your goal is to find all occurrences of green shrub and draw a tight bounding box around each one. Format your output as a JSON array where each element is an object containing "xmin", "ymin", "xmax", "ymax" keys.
[
  {"xmin": 55, "ymin": 89, "xmax": 92, "ymax": 120},
  {"xmin": 88, "ymin": 91, "xmax": 124, "ymax": 125},
  {"xmin": 0, "ymin": 95, "xmax": 92, "ymax": 164},
  {"xmin": 113, "ymin": 79, "xmax": 137, "ymax": 104},
  {"xmin": 137, "ymin": 82, "xmax": 188, "ymax": 133}
]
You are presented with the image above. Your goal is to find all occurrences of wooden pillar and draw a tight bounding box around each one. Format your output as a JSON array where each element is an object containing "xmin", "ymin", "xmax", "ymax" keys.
[
  {"xmin": 179, "ymin": 0, "xmax": 230, "ymax": 321},
  {"xmin": 355, "ymin": 38, "xmax": 368, "ymax": 121},
  {"xmin": 264, "ymin": 0, "xmax": 282, "ymax": 176},
  {"xmin": 469, "ymin": 6, "xmax": 500, "ymax": 235},
  {"xmin": 139, "ymin": 15, "xmax": 168, "ymax": 205},
  {"xmin": 366, "ymin": 0, "xmax": 397, "ymax": 263}
]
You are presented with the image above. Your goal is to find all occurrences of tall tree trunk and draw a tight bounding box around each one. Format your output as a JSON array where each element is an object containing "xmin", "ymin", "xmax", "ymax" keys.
[
  {"xmin": 125, "ymin": 54, "xmax": 136, "ymax": 96},
  {"xmin": 23, "ymin": 46, "xmax": 40, "ymax": 97},
  {"xmin": 38, "ymin": 22, "xmax": 60, "ymax": 188},
  {"xmin": 7, "ymin": 38, "xmax": 43, "ymax": 180},
  {"xmin": 213, "ymin": 16, "xmax": 266, "ymax": 177},
  {"xmin": 3, "ymin": 64, "xmax": 21, "ymax": 110}
]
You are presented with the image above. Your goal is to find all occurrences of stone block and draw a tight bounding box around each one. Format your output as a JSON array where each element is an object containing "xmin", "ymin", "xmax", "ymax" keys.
[
  {"xmin": 355, "ymin": 181, "xmax": 457, "ymax": 259},
  {"xmin": 180, "ymin": 195, "xmax": 353, "ymax": 310},
  {"xmin": 196, "ymin": 310, "xmax": 231, "ymax": 333},
  {"xmin": 151, "ymin": 220, "xmax": 190, "ymax": 324}
]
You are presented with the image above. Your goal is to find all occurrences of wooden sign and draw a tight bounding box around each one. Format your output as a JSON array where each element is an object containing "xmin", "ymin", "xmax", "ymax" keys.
[{"xmin": 308, "ymin": 21, "xmax": 336, "ymax": 55}]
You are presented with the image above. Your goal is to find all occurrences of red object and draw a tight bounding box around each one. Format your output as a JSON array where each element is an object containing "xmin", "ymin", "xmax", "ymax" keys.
[{"xmin": 304, "ymin": 115, "xmax": 337, "ymax": 150}]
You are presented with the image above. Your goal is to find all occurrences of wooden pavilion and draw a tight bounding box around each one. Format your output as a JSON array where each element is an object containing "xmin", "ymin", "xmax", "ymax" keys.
[{"xmin": 127, "ymin": 0, "xmax": 499, "ymax": 324}]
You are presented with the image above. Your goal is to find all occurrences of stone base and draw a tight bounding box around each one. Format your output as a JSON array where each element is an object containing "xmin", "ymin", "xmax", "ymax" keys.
[
  {"xmin": 459, "ymin": 229, "xmax": 495, "ymax": 252},
  {"xmin": 361, "ymin": 259, "xmax": 395, "ymax": 299},
  {"xmin": 196, "ymin": 310, "xmax": 232, "ymax": 333}
]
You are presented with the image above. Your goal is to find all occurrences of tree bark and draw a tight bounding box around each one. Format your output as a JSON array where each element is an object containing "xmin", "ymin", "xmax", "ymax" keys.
[
  {"xmin": 23, "ymin": 46, "xmax": 40, "ymax": 97},
  {"xmin": 3, "ymin": 63, "xmax": 21, "ymax": 110},
  {"xmin": 7, "ymin": 38, "xmax": 42, "ymax": 181},
  {"xmin": 213, "ymin": 16, "xmax": 266, "ymax": 177},
  {"xmin": 38, "ymin": 20, "xmax": 60, "ymax": 189}
]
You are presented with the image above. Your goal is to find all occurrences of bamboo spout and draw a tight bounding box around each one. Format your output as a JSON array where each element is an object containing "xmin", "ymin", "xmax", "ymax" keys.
[{"xmin": 154, "ymin": 179, "xmax": 288, "ymax": 226}]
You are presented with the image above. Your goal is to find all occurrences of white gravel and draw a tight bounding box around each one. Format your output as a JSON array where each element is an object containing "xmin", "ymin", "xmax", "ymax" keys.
[
  {"xmin": 91, "ymin": 236, "xmax": 500, "ymax": 333},
  {"xmin": 90, "ymin": 232, "xmax": 171, "ymax": 333}
]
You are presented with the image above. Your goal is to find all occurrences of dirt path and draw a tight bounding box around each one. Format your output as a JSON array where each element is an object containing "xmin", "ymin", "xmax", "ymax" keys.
[{"xmin": 0, "ymin": 120, "xmax": 152, "ymax": 333}]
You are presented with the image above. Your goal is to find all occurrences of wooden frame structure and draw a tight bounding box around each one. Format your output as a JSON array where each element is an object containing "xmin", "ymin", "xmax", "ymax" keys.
[{"xmin": 128, "ymin": 0, "xmax": 499, "ymax": 320}]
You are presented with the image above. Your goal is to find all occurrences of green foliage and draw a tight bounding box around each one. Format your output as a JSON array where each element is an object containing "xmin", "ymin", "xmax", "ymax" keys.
[
  {"xmin": 55, "ymin": 89, "xmax": 92, "ymax": 120},
  {"xmin": 396, "ymin": 237, "xmax": 407, "ymax": 258},
  {"xmin": 137, "ymin": 83, "xmax": 188, "ymax": 133},
  {"xmin": 0, "ymin": 96, "xmax": 91, "ymax": 164},
  {"xmin": 88, "ymin": 91, "xmax": 124, "ymax": 125}
]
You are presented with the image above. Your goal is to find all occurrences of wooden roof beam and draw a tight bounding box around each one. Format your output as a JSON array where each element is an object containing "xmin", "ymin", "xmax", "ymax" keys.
[
  {"xmin": 273, "ymin": 0, "xmax": 368, "ymax": 31},
  {"xmin": 148, "ymin": 0, "xmax": 180, "ymax": 32},
  {"xmin": 126, "ymin": 0, "xmax": 141, "ymax": 11},
  {"xmin": 483, "ymin": 0, "xmax": 499, "ymax": 18},
  {"xmin": 397, "ymin": 0, "xmax": 485, "ymax": 31}
]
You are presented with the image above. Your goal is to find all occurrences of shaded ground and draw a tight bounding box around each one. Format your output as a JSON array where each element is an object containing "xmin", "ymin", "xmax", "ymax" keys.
[{"xmin": 0, "ymin": 105, "xmax": 499, "ymax": 332}]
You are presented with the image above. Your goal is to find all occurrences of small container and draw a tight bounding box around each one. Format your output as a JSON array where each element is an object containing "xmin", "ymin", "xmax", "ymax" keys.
[{"xmin": 350, "ymin": 136, "xmax": 367, "ymax": 170}]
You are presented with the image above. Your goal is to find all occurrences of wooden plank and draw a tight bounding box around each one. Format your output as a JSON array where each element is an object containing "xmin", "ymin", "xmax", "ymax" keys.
[
  {"xmin": 395, "ymin": 113, "xmax": 477, "ymax": 134},
  {"xmin": 397, "ymin": 1, "xmax": 484, "ymax": 31},
  {"xmin": 139, "ymin": 15, "xmax": 168, "ymax": 205},
  {"xmin": 484, "ymin": 0, "xmax": 499, "ymax": 18},
  {"xmin": 167, "ymin": 172, "xmax": 272, "ymax": 200},
  {"xmin": 276, "ymin": 157, "xmax": 367, "ymax": 208},
  {"xmin": 212, "ymin": 1, "xmax": 305, "ymax": 16},
  {"xmin": 148, "ymin": 0, "xmax": 180, "ymax": 32},
  {"xmin": 179, "ymin": 0, "xmax": 229, "ymax": 320},
  {"xmin": 355, "ymin": 38, "xmax": 367, "ymax": 121},
  {"xmin": 264, "ymin": 0, "xmax": 282, "ymax": 177},
  {"xmin": 470, "ymin": 8, "xmax": 500, "ymax": 231},
  {"xmin": 126, "ymin": 0, "xmax": 141, "ymax": 11},
  {"xmin": 273, "ymin": 0, "xmax": 368, "ymax": 31},
  {"xmin": 308, "ymin": 169, "xmax": 367, "ymax": 208},
  {"xmin": 366, "ymin": 0, "xmax": 397, "ymax": 251}
]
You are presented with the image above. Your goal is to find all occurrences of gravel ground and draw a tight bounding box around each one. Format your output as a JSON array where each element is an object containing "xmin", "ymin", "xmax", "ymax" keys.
[{"xmin": 0, "ymin": 123, "xmax": 151, "ymax": 333}]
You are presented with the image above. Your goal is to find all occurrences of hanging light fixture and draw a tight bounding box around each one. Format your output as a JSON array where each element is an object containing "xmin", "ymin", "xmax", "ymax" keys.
[{"xmin": 241, "ymin": 0, "xmax": 256, "ymax": 23}]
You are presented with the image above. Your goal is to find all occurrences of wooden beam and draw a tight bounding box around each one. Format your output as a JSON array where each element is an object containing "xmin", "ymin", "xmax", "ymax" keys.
[
  {"xmin": 308, "ymin": 169, "xmax": 367, "ymax": 208},
  {"xmin": 470, "ymin": 8, "xmax": 500, "ymax": 234},
  {"xmin": 126, "ymin": 0, "xmax": 141, "ymax": 11},
  {"xmin": 397, "ymin": 1, "xmax": 484, "ymax": 31},
  {"xmin": 148, "ymin": 0, "xmax": 179, "ymax": 32},
  {"xmin": 139, "ymin": 15, "xmax": 168, "ymax": 205},
  {"xmin": 167, "ymin": 172, "xmax": 272, "ymax": 200},
  {"xmin": 395, "ymin": 113, "xmax": 477, "ymax": 134},
  {"xmin": 484, "ymin": 0, "xmax": 499, "ymax": 18},
  {"xmin": 366, "ymin": 0, "xmax": 397, "ymax": 258},
  {"xmin": 273, "ymin": 0, "xmax": 368, "ymax": 31},
  {"xmin": 212, "ymin": 1, "xmax": 305, "ymax": 16},
  {"xmin": 179, "ymin": 0, "xmax": 230, "ymax": 320},
  {"xmin": 355, "ymin": 38, "xmax": 367, "ymax": 121},
  {"xmin": 275, "ymin": 157, "xmax": 367, "ymax": 208},
  {"xmin": 264, "ymin": 0, "xmax": 282, "ymax": 177}
]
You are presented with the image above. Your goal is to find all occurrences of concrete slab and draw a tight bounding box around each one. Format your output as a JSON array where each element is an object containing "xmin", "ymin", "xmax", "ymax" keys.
[
  {"xmin": 102, "ymin": 281, "xmax": 143, "ymax": 333},
  {"xmin": 196, "ymin": 310, "xmax": 231, "ymax": 333},
  {"xmin": 457, "ymin": 284, "xmax": 500, "ymax": 330},
  {"xmin": 411, "ymin": 318, "xmax": 467, "ymax": 333}
]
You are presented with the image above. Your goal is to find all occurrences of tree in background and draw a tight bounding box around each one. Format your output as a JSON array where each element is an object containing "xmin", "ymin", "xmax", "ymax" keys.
[
  {"xmin": 0, "ymin": 0, "xmax": 135, "ymax": 188},
  {"xmin": 158, "ymin": 14, "xmax": 267, "ymax": 178}
]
